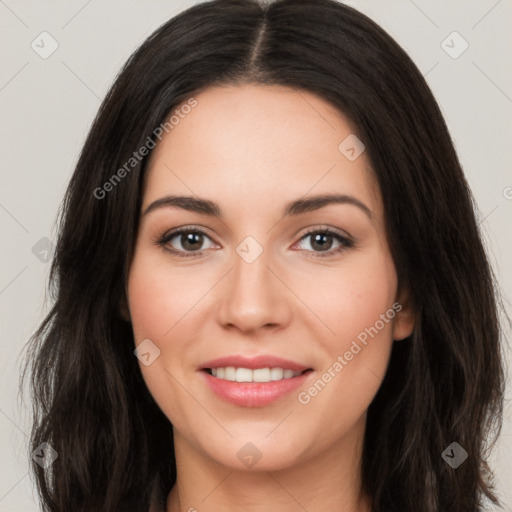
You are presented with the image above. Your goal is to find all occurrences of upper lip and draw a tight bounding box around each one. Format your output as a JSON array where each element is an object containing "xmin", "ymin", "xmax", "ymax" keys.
[{"xmin": 200, "ymin": 355, "xmax": 311, "ymax": 372}]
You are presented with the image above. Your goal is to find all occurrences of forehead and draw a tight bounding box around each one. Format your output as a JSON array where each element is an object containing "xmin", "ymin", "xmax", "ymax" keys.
[{"xmin": 143, "ymin": 83, "xmax": 380, "ymax": 218}]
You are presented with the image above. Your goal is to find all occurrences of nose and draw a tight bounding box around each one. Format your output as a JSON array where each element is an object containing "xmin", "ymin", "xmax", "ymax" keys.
[{"xmin": 216, "ymin": 247, "xmax": 292, "ymax": 334}]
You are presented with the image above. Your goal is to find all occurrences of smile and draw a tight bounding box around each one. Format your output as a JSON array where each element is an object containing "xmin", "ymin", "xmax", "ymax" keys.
[{"xmin": 199, "ymin": 355, "xmax": 314, "ymax": 407}]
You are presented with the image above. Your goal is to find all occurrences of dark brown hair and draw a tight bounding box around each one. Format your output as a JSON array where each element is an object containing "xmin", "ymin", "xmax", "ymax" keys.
[{"xmin": 21, "ymin": 0, "xmax": 505, "ymax": 510}]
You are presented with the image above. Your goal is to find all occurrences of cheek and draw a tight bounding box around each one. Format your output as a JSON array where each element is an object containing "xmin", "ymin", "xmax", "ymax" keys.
[
  {"xmin": 127, "ymin": 253, "xmax": 204, "ymax": 431},
  {"xmin": 293, "ymin": 250, "xmax": 397, "ymax": 423},
  {"xmin": 298, "ymin": 249, "xmax": 397, "ymax": 351},
  {"xmin": 127, "ymin": 252, "xmax": 186, "ymax": 376},
  {"xmin": 127, "ymin": 251, "xmax": 200, "ymax": 343}
]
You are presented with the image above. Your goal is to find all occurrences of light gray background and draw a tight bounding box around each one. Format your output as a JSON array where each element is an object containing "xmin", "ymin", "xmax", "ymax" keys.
[{"xmin": 1, "ymin": 1, "xmax": 511, "ymax": 510}]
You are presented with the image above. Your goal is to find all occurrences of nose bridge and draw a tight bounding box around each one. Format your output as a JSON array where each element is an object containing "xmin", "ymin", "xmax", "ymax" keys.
[{"xmin": 216, "ymin": 236, "xmax": 289, "ymax": 332}]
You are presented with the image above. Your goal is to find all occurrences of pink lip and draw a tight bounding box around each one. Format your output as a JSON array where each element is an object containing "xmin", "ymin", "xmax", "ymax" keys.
[
  {"xmin": 200, "ymin": 355, "xmax": 310, "ymax": 372},
  {"xmin": 199, "ymin": 355, "xmax": 313, "ymax": 408},
  {"xmin": 201, "ymin": 370, "xmax": 312, "ymax": 407}
]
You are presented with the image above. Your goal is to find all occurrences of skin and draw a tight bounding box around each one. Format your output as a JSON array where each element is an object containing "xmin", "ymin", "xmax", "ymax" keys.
[{"xmin": 126, "ymin": 83, "xmax": 415, "ymax": 512}]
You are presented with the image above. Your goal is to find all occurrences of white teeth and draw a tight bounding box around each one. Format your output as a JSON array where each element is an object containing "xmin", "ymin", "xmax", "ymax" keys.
[
  {"xmin": 235, "ymin": 368, "xmax": 253, "ymax": 382},
  {"xmin": 208, "ymin": 366, "xmax": 302, "ymax": 383},
  {"xmin": 224, "ymin": 366, "xmax": 236, "ymax": 381},
  {"xmin": 270, "ymin": 367, "xmax": 284, "ymax": 380},
  {"xmin": 253, "ymin": 368, "xmax": 270, "ymax": 382}
]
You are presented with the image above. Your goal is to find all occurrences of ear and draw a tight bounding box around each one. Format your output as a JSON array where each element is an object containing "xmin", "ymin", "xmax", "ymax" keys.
[{"xmin": 392, "ymin": 287, "xmax": 415, "ymax": 341}]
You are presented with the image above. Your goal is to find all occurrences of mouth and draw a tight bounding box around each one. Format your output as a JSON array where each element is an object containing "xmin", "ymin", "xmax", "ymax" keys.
[{"xmin": 199, "ymin": 355, "xmax": 314, "ymax": 407}]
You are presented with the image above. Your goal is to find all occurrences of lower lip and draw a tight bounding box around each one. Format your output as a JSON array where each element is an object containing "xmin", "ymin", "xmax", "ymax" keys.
[{"xmin": 201, "ymin": 370, "xmax": 312, "ymax": 407}]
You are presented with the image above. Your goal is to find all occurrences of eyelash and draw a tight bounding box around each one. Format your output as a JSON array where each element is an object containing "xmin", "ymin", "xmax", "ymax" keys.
[{"xmin": 155, "ymin": 225, "xmax": 355, "ymax": 259}]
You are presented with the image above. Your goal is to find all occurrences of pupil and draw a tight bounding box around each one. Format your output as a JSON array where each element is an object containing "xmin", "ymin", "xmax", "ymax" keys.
[
  {"xmin": 312, "ymin": 233, "xmax": 332, "ymax": 251},
  {"xmin": 182, "ymin": 233, "xmax": 202, "ymax": 251}
]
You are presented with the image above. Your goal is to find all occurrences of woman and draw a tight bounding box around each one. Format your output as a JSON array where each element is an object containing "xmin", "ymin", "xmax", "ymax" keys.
[{"xmin": 22, "ymin": 0, "xmax": 505, "ymax": 511}]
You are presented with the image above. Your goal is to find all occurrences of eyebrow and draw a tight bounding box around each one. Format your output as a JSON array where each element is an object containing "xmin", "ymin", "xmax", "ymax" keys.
[{"xmin": 143, "ymin": 193, "xmax": 372, "ymax": 219}]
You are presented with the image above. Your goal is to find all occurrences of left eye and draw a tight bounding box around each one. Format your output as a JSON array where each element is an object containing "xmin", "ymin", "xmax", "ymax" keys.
[{"xmin": 293, "ymin": 229, "xmax": 353, "ymax": 256}]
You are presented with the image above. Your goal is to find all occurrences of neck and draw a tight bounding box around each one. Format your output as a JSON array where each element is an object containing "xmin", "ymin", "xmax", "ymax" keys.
[{"xmin": 166, "ymin": 415, "xmax": 371, "ymax": 512}]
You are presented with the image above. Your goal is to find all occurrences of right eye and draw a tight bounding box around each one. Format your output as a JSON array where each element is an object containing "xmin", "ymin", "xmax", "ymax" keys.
[{"xmin": 157, "ymin": 226, "xmax": 218, "ymax": 258}]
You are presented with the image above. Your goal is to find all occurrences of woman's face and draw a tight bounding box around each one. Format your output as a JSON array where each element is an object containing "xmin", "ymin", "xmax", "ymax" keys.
[{"xmin": 127, "ymin": 83, "xmax": 414, "ymax": 471}]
